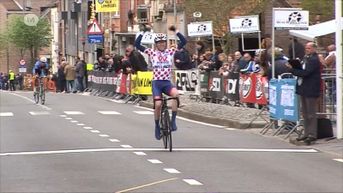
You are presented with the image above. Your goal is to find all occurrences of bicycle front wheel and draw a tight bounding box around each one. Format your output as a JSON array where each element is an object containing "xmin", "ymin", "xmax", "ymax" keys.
[
  {"xmin": 34, "ymin": 90, "xmax": 39, "ymax": 104},
  {"xmin": 163, "ymin": 110, "xmax": 172, "ymax": 151},
  {"xmin": 40, "ymin": 89, "xmax": 45, "ymax": 105}
]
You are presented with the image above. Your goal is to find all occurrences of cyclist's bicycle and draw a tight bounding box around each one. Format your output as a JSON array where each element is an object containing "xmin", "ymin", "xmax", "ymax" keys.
[
  {"xmin": 159, "ymin": 96, "xmax": 179, "ymax": 152},
  {"xmin": 33, "ymin": 76, "xmax": 46, "ymax": 105}
]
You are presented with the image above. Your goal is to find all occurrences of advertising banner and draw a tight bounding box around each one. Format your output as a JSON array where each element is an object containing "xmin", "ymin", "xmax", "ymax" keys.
[
  {"xmin": 255, "ymin": 75, "xmax": 268, "ymax": 105},
  {"xmin": 209, "ymin": 72, "xmax": 224, "ymax": 100},
  {"xmin": 224, "ymin": 72, "xmax": 240, "ymax": 101},
  {"xmin": 95, "ymin": 0, "xmax": 119, "ymax": 12},
  {"xmin": 174, "ymin": 70, "xmax": 200, "ymax": 95},
  {"xmin": 187, "ymin": 21, "xmax": 213, "ymax": 37},
  {"xmin": 136, "ymin": 71, "xmax": 153, "ymax": 95},
  {"xmin": 229, "ymin": 15, "xmax": 260, "ymax": 33},
  {"xmin": 239, "ymin": 73, "xmax": 257, "ymax": 103},
  {"xmin": 268, "ymin": 78, "xmax": 299, "ymax": 122},
  {"xmin": 274, "ymin": 10, "xmax": 309, "ymax": 30}
]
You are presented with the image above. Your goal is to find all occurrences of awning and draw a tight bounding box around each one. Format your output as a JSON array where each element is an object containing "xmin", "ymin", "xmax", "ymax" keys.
[{"xmin": 289, "ymin": 18, "xmax": 343, "ymax": 41}]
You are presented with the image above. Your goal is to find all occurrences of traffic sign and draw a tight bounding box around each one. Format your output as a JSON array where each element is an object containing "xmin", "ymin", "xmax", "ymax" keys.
[
  {"xmin": 88, "ymin": 34, "xmax": 104, "ymax": 44},
  {"xmin": 87, "ymin": 19, "xmax": 103, "ymax": 34}
]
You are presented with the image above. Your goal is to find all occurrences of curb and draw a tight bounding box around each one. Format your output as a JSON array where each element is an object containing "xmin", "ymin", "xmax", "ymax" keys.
[{"xmin": 139, "ymin": 101, "xmax": 266, "ymax": 129}]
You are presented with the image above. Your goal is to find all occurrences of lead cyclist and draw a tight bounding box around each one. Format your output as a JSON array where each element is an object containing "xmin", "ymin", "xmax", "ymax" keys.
[{"xmin": 135, "ymin": 25, "xmax": 187, "ymax": 140}]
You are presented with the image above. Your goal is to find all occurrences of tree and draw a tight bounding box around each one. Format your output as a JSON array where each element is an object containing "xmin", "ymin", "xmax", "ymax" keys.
[{"xmin": 6, "ymin": 15, "xmax": 51, "ymax": 70}]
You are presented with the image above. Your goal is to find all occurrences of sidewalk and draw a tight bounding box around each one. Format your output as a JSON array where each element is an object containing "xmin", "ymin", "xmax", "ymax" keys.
[{"xmin": 139, "ymin": 94, "xmax": 343, "ymax": 157}]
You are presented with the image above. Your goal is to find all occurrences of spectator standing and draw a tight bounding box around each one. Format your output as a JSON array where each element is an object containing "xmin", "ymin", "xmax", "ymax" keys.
[
  {"xmin": 57, "ymin": 62, "xmax": 66, "ymax": 92},
  {"xmin": 174, "ymin": 47, "xmax": 193, "ymax": 70},
  {"xmin": 97, "ymin": 57, "xmax": 108, "ymax": 71},
  {"xmin": 125, "ymin": 45, "xmax": 148, "ymax": 73},
  {"xmin": 75, "ymin": 57, "xmax": 86, "ymax": 92},
  {"xmin": 267, "ymin": 47, "xmax": 290, "ymax": 80},
  {"xmin": 16, "ymin": 73, "xmax": 23, "ymax": 90},
  {"xmin": 287, "ymin": 42, "xmax": 321, "ymax": 145},
  {"xmin": 64, "ymin": 61, "xmax": 76, "ymax": 93},
  {"xmin": 232, "ymin": 51, "xmax": 243, "ymax": 73},
  {"xmin": 8, "ymin": 70, "xmax": 16, "ymax": 91}
]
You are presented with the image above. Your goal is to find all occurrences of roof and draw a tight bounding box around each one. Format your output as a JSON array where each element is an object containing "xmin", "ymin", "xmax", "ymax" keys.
[
  {"xmin": 0, "ymin": 0, "xmax": 23, "ymax": 11},
  {"xmin": 289, "ymin": 18, "xmax": 342, "ymax": 41}
]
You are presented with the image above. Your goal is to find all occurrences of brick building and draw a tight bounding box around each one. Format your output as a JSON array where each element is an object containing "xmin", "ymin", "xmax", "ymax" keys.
[{"xmin": 0, "ymin": 0, "xmax": 55, "ymax": 74}]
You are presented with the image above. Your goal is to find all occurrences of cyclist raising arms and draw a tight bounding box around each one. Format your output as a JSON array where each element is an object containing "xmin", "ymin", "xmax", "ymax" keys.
[{"xmin": 135, "ymin": 25, "xmax": 187, "ymax": 140}]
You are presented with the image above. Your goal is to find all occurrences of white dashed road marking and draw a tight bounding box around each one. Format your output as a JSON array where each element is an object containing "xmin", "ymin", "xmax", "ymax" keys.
[
  {"xmin": 59, "ymin": 115, "xmax": 67, "ymax": 117},
  {"xmin": 29, "ymin": 111, "xmax": 50, "ymax": 115},
  {"xmin": 121, "ymin": 145, "xmax": 133, "ymax": 148},
  {"xmin": 77, "ymin": 123, "xmax": 85, "ymax": 126},
  {"xmin": 133, "ymin": 111, "xmax": 154, "ymax": 115},
  {"xmin": 99, "ymin": 134, "xmax": 109, "ymax": 138},
  {"xmin": 183, "ymin": 179, "xmax": 203, "ymax": 186},
  {"xmin": 64, "ymin": 111, "xmax": 84, "ymax": 115},
  {"xmin": 0, "ymin": 112, "xmax": 14, "ymax": 117},
  {"xmin": 148, "ymin": 159, "xmax": 162, "ymax": 164},
  {"xmin": 83, "ymin": 127, "xmax": 93, "ymax": 130},
  {"xmin": 133, "ymin": 152, "xmax": 146, "ymax": 156},
  {"xmin": 109, "ymin": 139, "xmax": 120, "ymax": 142},
  {"xmin": 333, "ymin": 159, "xmax": 343, "ymax": 163},
  {"xmin": 90, "ymin": 130, "xmax": 100, "ymax": 133},
  {"xmin": 65, "ymin": 117, "xmax": 72, "ymax": 120},
  {"xmin": 71, "ymin": 120, "xmax": 78, "ymax": 123},
  {"xmin": 98, "ymin": 111, "xmax": 121, "ymax": 115},
  {"xmin": 163, "ymin": 168, "xmax": 181, "ymax": 174}
]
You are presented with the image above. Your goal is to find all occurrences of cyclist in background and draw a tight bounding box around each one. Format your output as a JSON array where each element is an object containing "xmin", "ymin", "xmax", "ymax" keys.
[
  {"xmin": 135, "ymin": 25, "xmax": 187, "ymax": 140},
  {"xmin": 32, "ymin": 56, "xmax": 49, "ymax": 92}
]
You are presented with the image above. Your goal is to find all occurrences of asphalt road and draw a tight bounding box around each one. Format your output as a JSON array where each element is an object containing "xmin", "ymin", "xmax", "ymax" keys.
[{"xmin": 1, "ymin": 90, "xmax": 342, "ymax": 193}]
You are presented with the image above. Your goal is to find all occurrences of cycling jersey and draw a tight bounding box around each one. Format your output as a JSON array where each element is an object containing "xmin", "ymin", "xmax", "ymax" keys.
[
  {"xmin": 33, "ymin": 61, "xmax": 49, "ymax": 77},
  {"xmin": 135, "ymin": 32, "xmax": 187, "ymax": 81}
]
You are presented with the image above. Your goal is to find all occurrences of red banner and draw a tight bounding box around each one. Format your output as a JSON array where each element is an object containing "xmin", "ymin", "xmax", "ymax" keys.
[
  {"xmin": 119, "ymin": 74, "xmax": 128, "ymax": 94},
  {"xmin": 255, "ymin": 75, "xmax": 268, "ymax": 105},
  {"xmin": 239, "ymin": 73, "xmax": 257, "ymax": 103}
]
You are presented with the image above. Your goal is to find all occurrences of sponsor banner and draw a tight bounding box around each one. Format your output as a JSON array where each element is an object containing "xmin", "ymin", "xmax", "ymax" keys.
[
  {"xmin": 136, "ymin": 71, "xmax": 153, "ymax": 95},
  {"xmin": 224, "ymin": 72, "xmax": 240, "ymax": 101},
  {"xmin": 239, "ymin": 73, "xmax": 257, "ymax": 103},
  {"xmin": 200, "ymin": 71, "xmax": 209, "ymax": 93},
  {"xmin": 255, "ymin": 75, "xmax": 268, "ymax": 105},
  {"xmin": 274, "ymin": 10, "xmax": 309, "ymax": 30},
  {"xmin": 268, "ymin": 79, "xmax": 279, "ymax": 119},
  {"xmin": 268, "ymin": 78, "xmax": 299, "ymax": 122},
  {"xmin": 209, "ymin": 71, "xmax": 224, "ymax": 100},
  {"xmin": 229, "ymin": 15, "xmax": 260, "ymax": 33},
  {"xmin": 175, "ymin": 70, "xmax": 200, "ymax": 95},
  {"xmin": 136, "ymin": 32, "xmax": 155, "ymax": 45},
  {"xmin": 278, "ymin": 79, "xmax": 299, "ymax": 122},
  {"xmin": 95, "ymin": 0, "xmax": 119, "ymax": 12},
  {"xmin": 187, "ymin": 21, "xmax": 213, "ymax": 37}
]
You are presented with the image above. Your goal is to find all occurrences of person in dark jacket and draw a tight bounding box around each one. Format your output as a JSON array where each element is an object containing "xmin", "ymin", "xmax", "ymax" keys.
[
  {"xmin": 125, "ymin": 45, "xmax": 148, "ymax": 73},
  {"xmin": 75, "ymin": 57, "xmax": 86, "ymax": 92},
  {"xmin": 287, "ymin": 42, "xmax": 321, "ymax": 145},
  {"xmin": 267, "ymin": 47, "xmax": 290, "ymax": 80},
  {"xmin": 174, "ymin": 47, "xmax": 193, "ymax": 70}
]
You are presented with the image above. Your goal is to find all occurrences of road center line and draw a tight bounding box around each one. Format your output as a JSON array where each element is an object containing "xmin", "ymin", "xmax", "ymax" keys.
[
  {"xmin": 115, "ymin": 177, "xmax": 178, "ymax": 193},
  {"xmin": 0, "ymin": 148, "xmax": 318, "ymax": 156},
  {"xmin": 333, "ymin": 158, "xmax": 343, "ymax": 163}
]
